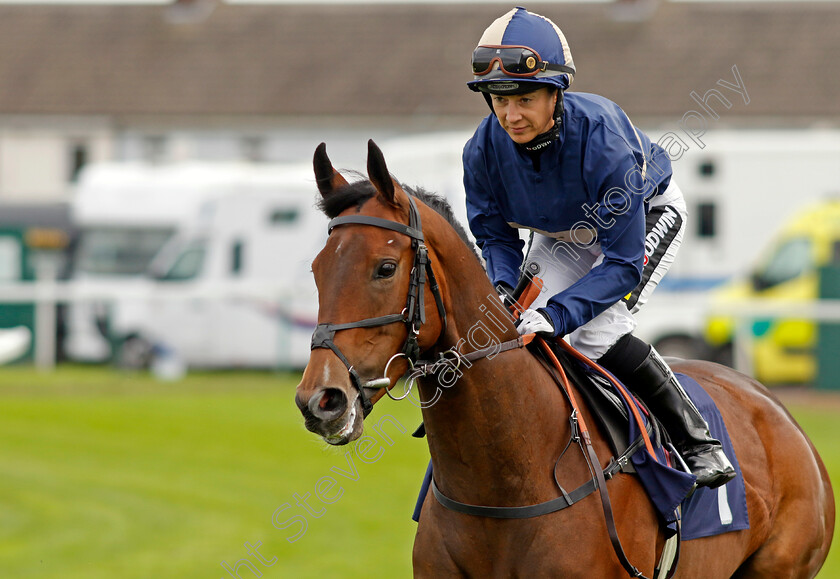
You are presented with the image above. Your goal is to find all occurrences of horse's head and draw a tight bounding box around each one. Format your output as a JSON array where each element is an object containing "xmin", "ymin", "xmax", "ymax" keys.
[{"xmin": 295, "ymin": 140, "xmax": 447, "ymax": 445}]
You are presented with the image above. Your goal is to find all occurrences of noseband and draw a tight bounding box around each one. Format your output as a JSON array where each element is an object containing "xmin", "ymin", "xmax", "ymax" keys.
[{"xmin": 310, "ymin": 195, "xmax": 447, "ymax": 417}]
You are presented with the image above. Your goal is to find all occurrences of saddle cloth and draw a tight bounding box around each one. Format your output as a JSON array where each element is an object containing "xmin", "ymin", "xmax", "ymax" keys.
[{"xmin": 676, "ymin": 374, "xmax": 750, "ymax": 539}]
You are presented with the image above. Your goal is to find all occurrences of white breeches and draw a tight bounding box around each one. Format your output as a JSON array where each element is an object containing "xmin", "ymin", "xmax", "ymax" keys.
[{"xmin": 524, "ymin": 179, "xmax": 687, "ymax": 360}]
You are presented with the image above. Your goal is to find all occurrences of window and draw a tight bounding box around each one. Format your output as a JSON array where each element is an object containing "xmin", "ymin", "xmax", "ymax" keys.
[
  {"xmin": 269, "ymin": 208, "xmax": 299, "ymax": 225},
  {"xmin": 231, "ymin": 240, "xmax": 244, "ymax": 275},
  {"xmin": 0, "ymin": 236, "xmax": 22, "ymax": 281},
  {"xmin": 76, "ymin": 228, "xmax": 174, "ymax": 275},
  {"xmin": 143, "ymin": 136, "xmax": 168, "ymax": 164},
  {"xmin": 68, "ymin": 142, "xmax": 89, "ymax": 183},
  {"xmin": 697, "ymin": 202, "xmax": 717, "ymax": 238},
  {"xmin": 241, "ymin": 136, "xmax": 265, "ymax": 163},
  {"xmin": 161, "ymin": 245, "xmax": 205, "ymax": 281},
  {"xmin": 698, "ymin": 160, "xmax": 716, "ymax": 178},
  {"xmin": 752, "ymin": 237, "xmax": 812, "ymax": 291}
]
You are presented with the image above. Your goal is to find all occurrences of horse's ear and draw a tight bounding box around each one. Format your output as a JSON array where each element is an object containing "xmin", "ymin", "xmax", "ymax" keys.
[
  {"xmin": 366, "ymin": 139, "xmax": 395, "ymax": 204},
  {"xmin": 313, "ymin": 142, "xmax": 348, "ymax": 197}
]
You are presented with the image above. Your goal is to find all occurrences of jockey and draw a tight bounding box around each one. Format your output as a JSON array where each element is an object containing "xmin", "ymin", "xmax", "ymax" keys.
[{"xmin": 463, "ymin": 7, "xmax": 735, "ymax": 489}]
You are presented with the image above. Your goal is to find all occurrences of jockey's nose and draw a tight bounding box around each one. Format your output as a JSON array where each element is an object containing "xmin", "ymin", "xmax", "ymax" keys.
[{"xmin": 506, "ymin": 102, "xmax": 523, "ymax": 121}]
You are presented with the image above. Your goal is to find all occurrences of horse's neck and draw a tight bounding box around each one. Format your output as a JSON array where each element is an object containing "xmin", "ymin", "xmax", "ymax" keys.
[{"xmin": 419, "ymin": 224, "xmax": 573, "ymax": 503}]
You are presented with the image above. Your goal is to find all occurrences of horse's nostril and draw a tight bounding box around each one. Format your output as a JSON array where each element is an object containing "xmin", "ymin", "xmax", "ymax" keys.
[{"xmin": 308, "ymin": 388, "xmax": 348, "ymax": 420}]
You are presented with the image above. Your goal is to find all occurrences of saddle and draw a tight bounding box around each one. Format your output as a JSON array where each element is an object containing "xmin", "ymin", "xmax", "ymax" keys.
[{"xmin": 543, "ymin": 341, "xmax": 657, "ymax": 476}]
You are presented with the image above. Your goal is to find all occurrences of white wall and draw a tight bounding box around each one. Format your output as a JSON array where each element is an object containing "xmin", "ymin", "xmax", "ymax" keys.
[{"xmin": 0, "ymin": 124, "xmax": 112, "ymax": 201}]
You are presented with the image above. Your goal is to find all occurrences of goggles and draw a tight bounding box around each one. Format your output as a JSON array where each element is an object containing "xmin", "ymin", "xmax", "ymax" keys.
[{"xmin": 471, "ymin": 45, "xmax": 575, "ymax": 78}]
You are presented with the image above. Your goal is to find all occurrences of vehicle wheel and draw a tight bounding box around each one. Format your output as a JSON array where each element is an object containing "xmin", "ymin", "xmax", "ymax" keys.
[
  {"xmin": 653, "ymin": 335, "xmax": 711, "ymax": 361},
  {"xmin": 117, "ymin": 335, "xmax": 153, "ymax": 370}
]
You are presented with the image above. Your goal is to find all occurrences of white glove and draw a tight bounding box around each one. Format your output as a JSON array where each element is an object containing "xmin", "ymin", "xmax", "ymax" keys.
[{"xmin": 516, "ymin": 308, "xmax": 555, "ymax": 337}]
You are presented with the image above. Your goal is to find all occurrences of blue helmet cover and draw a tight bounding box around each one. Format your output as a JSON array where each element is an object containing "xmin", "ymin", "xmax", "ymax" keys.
[{"xmin": 468, "ymin": 7, "xmax": 576, "ymax": 94}]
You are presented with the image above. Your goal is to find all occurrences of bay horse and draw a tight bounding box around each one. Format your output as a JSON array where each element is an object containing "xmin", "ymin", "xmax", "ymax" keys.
[{"xmin": 295, "ymin": 140, "xmax": 834, "ymax": 578}]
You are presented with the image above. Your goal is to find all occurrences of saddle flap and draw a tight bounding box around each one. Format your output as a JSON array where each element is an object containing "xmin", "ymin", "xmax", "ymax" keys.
[{"xmin": 551, "ymin": 345, "xmax": 638, "ymax": 473}]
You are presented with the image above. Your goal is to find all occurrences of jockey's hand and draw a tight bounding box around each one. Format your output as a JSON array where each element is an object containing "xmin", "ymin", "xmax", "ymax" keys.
[{"xmin": 516, "ymin": 308, "xmax": 555, "ymax": 337}]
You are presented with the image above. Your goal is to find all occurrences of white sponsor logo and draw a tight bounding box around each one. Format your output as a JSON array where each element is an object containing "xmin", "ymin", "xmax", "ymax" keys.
[
  {"xmin": 527, "ymin": 140, "xmax": 552, "ymax": 151},
  {"xmin": 488, "ymin": 82, "xmax": 520, "ymax": 92},
  {"xmin": 644, "ymin": 206, "xmax": 678, "ymax": 257}
]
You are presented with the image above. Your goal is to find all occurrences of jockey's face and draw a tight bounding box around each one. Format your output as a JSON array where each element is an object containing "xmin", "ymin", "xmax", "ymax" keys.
[{"xmin": 490, "ymin": 87, "xmax": 557, "ymax": 145}]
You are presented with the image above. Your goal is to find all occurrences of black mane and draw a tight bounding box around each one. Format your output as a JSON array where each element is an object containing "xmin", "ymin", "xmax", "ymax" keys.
[{"xmin": 317, "ymin": 174, "xmax": 478, "ymax": 257}]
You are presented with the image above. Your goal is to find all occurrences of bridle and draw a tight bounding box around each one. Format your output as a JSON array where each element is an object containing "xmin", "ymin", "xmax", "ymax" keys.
[{"xmin": 310, "ymin": 195, "xmax": 447, "ymax": 417}]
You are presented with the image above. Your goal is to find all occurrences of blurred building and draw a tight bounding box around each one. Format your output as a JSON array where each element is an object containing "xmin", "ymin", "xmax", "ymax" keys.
[{"xmin": 0, "ymin": 0, "xmax": 838, "ymax": 202}]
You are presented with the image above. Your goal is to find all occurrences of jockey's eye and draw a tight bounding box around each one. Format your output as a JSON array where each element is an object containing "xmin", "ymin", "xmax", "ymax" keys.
[{"xmin": 375, "ymin": 260, "xmax": 397, "ymax": 279}]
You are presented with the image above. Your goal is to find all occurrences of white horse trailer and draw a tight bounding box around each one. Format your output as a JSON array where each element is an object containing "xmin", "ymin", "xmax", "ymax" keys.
[{"xmin": 67, "ymin": 162, "xmax": 325, "ymax": 369}]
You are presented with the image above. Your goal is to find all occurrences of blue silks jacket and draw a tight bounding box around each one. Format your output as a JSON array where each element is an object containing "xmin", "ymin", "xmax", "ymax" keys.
[{"xmin": 463, "ymin": 92, "xmax": 673, "ymax": 337}]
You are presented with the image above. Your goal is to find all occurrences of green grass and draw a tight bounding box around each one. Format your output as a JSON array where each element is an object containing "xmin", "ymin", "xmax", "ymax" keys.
[
  {"xmin": 0, "ymin": 366, "xmax": 429, "ymax": 579},
  {"xmin": 0, "ymin": 367, "xmax": 837, "ymax": 578}
]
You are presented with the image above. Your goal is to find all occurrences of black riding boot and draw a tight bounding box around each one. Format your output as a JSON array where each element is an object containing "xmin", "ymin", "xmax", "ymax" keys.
[{"xmin": 602, "ymin": 342, "xmax": 736, "ymax": 489}]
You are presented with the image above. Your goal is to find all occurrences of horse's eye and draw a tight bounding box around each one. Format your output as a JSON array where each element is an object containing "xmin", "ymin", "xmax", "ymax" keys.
[{"xmin": 375, "ymin": 261, "xmax": 397, "ymax": 279}]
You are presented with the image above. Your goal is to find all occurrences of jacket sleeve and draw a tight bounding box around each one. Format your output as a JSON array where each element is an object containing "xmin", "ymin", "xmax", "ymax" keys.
[
  {"xmin": 541, "ymin": 123, "xmax": 646, "ymax": 337},
  {"xmin": 463, "ymin": 153, "xmax": 524, "ymax": 289}
]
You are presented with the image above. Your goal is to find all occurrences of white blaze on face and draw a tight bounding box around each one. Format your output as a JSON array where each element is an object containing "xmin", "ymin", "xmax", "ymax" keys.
[{"xmin": 322, "ymin": 363, "xmax": 331, "ymax": 387}]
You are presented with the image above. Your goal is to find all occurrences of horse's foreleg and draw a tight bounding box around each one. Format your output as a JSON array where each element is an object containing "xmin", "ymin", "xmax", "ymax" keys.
[{"xmin": 412, "ymin": 501, "xmax": 465, "ymax": 578}]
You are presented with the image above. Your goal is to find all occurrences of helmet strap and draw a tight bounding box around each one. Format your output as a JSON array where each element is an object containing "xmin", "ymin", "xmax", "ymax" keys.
[
  {"xmin": 554, "ymin": 88, "xmax": 565, "ymax": 125},
  {"xmin": 480, "ymin": 91, "xmax": 494, "ymax": 115}
]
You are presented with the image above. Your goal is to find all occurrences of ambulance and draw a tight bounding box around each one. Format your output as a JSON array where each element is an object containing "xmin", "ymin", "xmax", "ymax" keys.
[{"xmin": 704, "ymin": 200, "xmax": 840, "ymax": 384}]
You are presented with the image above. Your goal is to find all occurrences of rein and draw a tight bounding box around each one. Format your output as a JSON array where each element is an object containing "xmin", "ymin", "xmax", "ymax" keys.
[
  {"xmin": 310, "ymin": 195, "xmax": 446, "ymax": 417},
  {"xmin": 411, "ymin": 333, "xmax": 535, "ymax": 377}
]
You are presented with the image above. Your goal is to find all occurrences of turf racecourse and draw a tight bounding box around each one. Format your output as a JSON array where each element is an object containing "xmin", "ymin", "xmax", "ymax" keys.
[{"xmin": 0, "ymin": 366, "xmax": 836, "ymax": 578}]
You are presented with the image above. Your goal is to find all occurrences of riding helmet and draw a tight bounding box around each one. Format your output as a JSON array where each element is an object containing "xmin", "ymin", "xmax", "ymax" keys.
[{"xmin": 468, "ymin": 7, "xmax": 576, "ymax": 95}]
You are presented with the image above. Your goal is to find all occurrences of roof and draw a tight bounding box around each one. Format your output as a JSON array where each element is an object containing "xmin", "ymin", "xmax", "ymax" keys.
[{"xmin": 0, "ymin": 2, "xmax": 837, "ymax": 123}]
